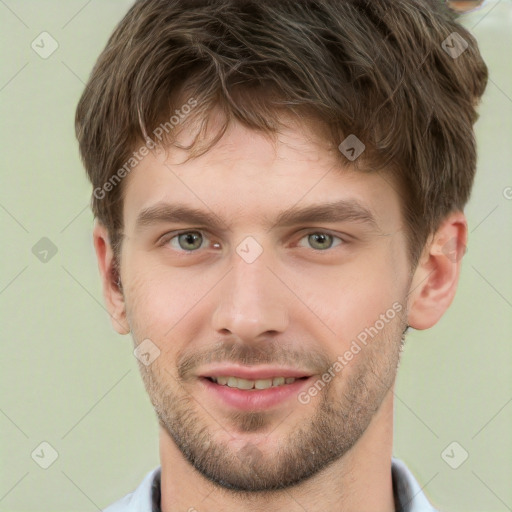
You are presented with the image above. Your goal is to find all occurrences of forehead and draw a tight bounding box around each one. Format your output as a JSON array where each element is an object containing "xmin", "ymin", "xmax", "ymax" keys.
[{"xmin": 122, "ymin": 114, "xmax": 403, "ymax": 233}]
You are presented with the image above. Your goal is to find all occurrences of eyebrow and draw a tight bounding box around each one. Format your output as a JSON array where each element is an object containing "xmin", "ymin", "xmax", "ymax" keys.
[{"xmin": 134, "ymin": 199, "xmax": 379, "ymax": 233}]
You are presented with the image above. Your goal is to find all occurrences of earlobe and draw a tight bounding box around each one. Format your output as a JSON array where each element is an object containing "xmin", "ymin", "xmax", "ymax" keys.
[
  {"xmin": 407, "ymin": 212, "xmax": 468, "ymax": 330},
  {"xmin": 92, "ymin": 221, "xmax": 130, "ymax": 335}
]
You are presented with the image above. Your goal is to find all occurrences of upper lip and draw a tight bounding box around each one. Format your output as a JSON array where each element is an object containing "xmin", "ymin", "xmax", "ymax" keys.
[{"xmin": 198, "ymin": 365, "xmax": 313, "ymax": 380}]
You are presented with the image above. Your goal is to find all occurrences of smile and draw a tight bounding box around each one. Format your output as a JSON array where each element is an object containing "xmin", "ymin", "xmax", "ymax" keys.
[
  {"xmin": 206, "ymin": 376, "xmax": 305, "ymax": 390},
  {"xmin": 200, "ymin": 375, "xmax": 314, "ymax": 410}
]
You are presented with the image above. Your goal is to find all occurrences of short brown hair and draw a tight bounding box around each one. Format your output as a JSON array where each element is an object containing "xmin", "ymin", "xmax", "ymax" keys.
[{"xmin": 75, "ymin": 0, "xmax": 488, "ymax": 266}]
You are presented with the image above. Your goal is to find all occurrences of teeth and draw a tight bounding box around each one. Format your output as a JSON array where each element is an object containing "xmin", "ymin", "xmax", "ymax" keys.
[
  {"xmin": 272, "ymin": 377, "xmax": 285, "ymax": 386},
  {"xmin": 255, "ymin": 378, "xmax": 272, "ymax": 390},
  {"xmin": 209, "ymin": 376, "xmax": 298, "ymax": 390},
  {"xmin": 232, "ymin": 377, "xmax": 254, "ymax": 390}
]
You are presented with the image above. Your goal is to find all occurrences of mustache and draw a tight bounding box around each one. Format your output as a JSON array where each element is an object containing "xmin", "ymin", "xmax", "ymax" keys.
[{"xmin": 177, "ymin": 341, "xmax": 331, "ymax": 381}]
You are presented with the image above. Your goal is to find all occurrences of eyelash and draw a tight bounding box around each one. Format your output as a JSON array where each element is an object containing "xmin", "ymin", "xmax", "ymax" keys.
[{"xmin": 158, "ymin": 229, "xmax": 345, "ymax": 253}]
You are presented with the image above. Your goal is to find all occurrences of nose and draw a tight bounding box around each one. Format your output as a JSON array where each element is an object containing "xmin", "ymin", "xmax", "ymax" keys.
[{"xmin": 211, "ymin": 245, "xmax": 289, "ymax": 342}]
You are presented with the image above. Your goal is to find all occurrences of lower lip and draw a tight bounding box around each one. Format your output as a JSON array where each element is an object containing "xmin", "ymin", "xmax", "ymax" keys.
[{"xmin": 200, "ymin": 377, "xmax": 313, "ymax": 411}]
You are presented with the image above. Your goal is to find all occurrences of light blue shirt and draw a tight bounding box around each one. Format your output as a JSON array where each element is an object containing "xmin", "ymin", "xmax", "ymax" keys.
[{"xmin": 103, "ymin": 457, "xmax": 438, "ymax": 511}]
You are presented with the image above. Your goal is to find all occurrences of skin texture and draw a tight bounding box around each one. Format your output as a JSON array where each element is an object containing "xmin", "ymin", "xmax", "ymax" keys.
[{"xmin": 94, "ymin": 111, "xmax": 467, "ymax": 511}]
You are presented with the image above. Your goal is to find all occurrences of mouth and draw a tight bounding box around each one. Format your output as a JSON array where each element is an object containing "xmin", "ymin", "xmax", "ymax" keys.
[
  {"xmin": 204, "ymin": 375, "xmax": 309, "ymax": 390},
  {"xmin": 197, "ymin": 366, "xmax": 315, "ymax": 410}
]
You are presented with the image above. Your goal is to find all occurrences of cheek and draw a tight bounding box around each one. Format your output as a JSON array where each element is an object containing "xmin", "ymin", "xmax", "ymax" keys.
[
  {"xmin": 297, "ymin": 250, "xmax": 406, "ymax": 347},
  {"xmin": 122, "ymin": 260, "xmax": 213, "ymax": 342},
  {"xmin": 122, "ymin": 264, "xmax": 173, "ymax": 336}
]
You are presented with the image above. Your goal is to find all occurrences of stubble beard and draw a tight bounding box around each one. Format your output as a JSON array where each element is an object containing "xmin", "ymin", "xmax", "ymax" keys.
[{"xmin": 136, "ymin": 314, "xmax": 407, "ymax": 494}]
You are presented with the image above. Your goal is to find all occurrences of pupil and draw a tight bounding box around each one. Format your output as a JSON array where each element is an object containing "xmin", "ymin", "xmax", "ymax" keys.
[
  {"xmin": 181, "ymin": 232, "xmax": 201, "ymax": 250},
  {"xmin": 311, "ymin": 233, "xmax": 331, "ymax": 249}
]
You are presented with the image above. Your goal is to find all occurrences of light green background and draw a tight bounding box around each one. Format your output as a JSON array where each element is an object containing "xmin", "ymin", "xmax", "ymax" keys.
[{"xmin": 1, "ymin": 1, "xmax": 511, "ymax": 510}]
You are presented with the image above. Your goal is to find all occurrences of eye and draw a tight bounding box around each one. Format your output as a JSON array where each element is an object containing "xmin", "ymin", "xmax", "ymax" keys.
[
  {"xmin": 297, "ymin": 231, "xmax": 343, "ymax": 251},
  {"xmin": 166, "ymin": 230, "xmax": 209, "ymax": 252}
]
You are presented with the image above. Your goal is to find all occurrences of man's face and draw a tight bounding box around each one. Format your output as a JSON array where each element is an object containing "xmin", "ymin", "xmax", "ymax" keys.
[{"xmin": 117, "ymin": 114, "xmax": 412, "ymax": 491}]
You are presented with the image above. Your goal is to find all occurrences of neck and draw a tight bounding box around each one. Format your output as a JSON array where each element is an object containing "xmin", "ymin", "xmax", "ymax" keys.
[{"xmin": 160, "ymin": 388, "xmax": 395, "ymax": 512}]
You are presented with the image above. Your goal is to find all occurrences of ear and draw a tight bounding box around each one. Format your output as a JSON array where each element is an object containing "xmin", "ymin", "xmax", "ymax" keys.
[
  {"xmin": 92, "ymin": 220, "xmax": 130, "ymax": 335},
  {"xmin": 407, "ymin": 212, "xmax": 468, "ymax": 330}
]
